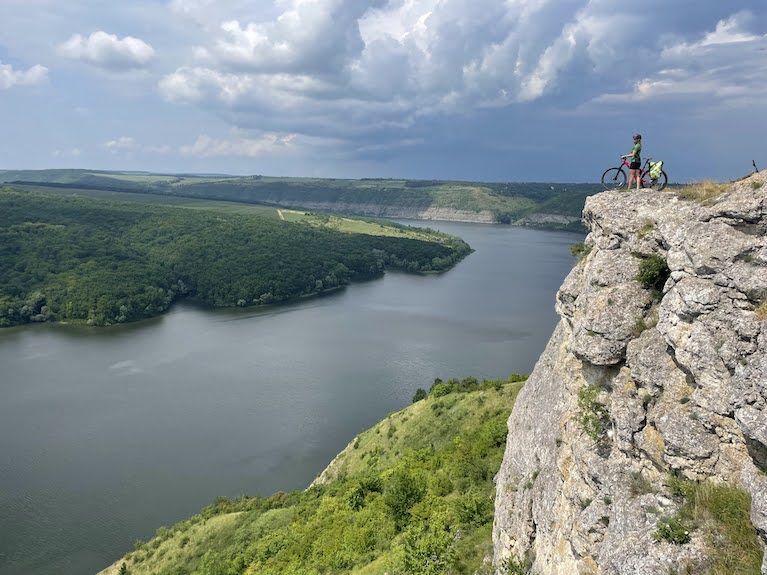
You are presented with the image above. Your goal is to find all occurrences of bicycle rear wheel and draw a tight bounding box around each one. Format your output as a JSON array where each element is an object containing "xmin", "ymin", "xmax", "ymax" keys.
[
  {"xmin": 650, "ymin": 170, "xmax": 668, "ymax": 191},
  {"xmin": 601, "ymin": 167, "xmax": 627, "ymax": 190}
]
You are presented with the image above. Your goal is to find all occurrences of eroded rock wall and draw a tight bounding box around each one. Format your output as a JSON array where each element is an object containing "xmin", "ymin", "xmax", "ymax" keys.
[
  {"xmin": 268, "ymin": 200, "xmax": 499, "ymax": 223},
  {"xmin": 493, "ymin": 172, "xmax": 767, "ymax": 574}
]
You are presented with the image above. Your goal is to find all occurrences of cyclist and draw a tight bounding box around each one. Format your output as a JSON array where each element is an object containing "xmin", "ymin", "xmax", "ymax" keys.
[{"xmin": 621, "ymin": 134, "xmax": 642, "ymax": 191}]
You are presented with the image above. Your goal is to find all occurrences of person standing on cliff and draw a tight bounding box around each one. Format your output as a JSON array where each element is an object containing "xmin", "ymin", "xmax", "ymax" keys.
[{"xmin": 622, "ymin": 134, "xmax": 642, "ymax": 191}]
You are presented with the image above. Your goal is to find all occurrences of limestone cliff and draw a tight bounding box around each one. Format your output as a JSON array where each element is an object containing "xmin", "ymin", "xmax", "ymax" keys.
[
  {"xmin": 493, "ymin": 172, "xmax": 767, "ymax": 574},
  {"xmin": 266, "ymin": 199, "xmax": 500, "ymax": 223}
]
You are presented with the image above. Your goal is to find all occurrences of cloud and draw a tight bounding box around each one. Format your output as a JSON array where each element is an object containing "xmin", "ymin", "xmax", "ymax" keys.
[
  {"xmin": 52, "ymin": 147, "xmax": 82, "ymax": 158},
  {"xmin": 58, "ymin": 31, "xmax": 155, "ymax": 70},
  {"xmin": 158, "ymin": 0, "xmax": 644, "ymax": 122},
  {"xmin": 592, "ymin": 11, "xmax": 767, "ymax": 107},
  {"xmin": 0, "ymin": 60, "xmax": 48, "ymax": 89},
  {"xmin": 179, "ymin": 132, "xmax": 298, "ymax": 157},
  {"xmin": 105, "ymin": 136, "xmax": 136, "ymax": 151}
]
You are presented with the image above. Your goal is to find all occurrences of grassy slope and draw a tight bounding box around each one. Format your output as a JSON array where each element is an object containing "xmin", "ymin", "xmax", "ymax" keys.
[
  {"xmin": 98, "ymin": 377, "xmax": 525, "ymax": 575},
  {"xmin": 280, "ymin": 210, "xmax": 467, "ymax": 248},
  {"xmin": 0, "ymin": 170, "xmax": 599, "ymax": 225}
]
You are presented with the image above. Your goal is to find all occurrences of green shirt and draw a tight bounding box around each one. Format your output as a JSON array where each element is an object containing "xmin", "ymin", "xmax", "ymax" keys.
[{"xmin": 631, "ymin": 142, "xmax": 642, "ymax": 164}]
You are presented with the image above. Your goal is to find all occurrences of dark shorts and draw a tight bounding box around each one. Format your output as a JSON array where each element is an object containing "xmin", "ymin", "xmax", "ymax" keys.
[{"xmin": 630, "ymin": 161, "xmax": 641, "ymax": 170}]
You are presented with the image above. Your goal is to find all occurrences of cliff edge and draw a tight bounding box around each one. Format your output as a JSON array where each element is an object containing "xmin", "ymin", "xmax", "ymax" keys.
[{"xmin": 493, "ymin": 172, "xmax": 767, "ymax": 574}]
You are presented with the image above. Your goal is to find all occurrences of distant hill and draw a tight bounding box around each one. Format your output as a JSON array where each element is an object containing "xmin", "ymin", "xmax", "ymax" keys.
[{"xmin": 0, "ymin": 169, "xmax": 598, "ymax": 231}]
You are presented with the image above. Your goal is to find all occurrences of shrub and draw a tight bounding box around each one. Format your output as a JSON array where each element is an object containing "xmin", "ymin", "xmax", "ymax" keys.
[
  {"xmin": 430, "ymin": 382, "xmax": 453, "ymax": 398},
  {"xmin": 577, "ymin": 385, "xmax": 610, "ymax": 442},
  {"xmin": 570, "ymin": 242, "xmax": 591, "ymax": 262},
  {"xmin": 455, "ymin": 490, "xmax": 493, "ymax": 527},
  {"xmin": 384, "ymin": 468, "xmax": 426, "ymax": 529},
  {"xmin": 501, "ymin": 555, "xmax": 530, "ymax": 574},
  {"xmin": 654, "ymin": 515, "xmax": 691, "ymax": 544},
  {"xmin": 412, "ymin": 388, "xmax": 428, "ymax": 403},
  {"xmin": 399, "ymin": 514, "xmax": 456, "ymax": 575},
  {"xmin": 635, "ymin": 253, "xmax": 670, "ymax": 296}
]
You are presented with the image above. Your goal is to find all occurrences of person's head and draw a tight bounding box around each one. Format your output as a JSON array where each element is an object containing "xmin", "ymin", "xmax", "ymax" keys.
[{"xmin": 633, "ymin": 133, "xmax": 642, "ymax": 142}]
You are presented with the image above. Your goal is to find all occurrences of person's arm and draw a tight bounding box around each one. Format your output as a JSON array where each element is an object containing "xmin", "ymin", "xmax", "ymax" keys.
[{"xmin": 622, "ymin": 145, "xmax": 639, "ymax": 160}]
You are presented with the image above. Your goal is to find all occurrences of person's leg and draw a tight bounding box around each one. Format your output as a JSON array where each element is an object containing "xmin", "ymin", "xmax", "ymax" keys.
[
  {"xmin": 629, "ymin": 169, "xmax": 638, "ymax": 190},
  {"xmin": 635, "ymin": 170, "xmax": 641, "ymax": 190}
]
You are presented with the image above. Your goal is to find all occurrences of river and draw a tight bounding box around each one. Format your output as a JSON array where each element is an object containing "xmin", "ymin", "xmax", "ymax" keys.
[{"xmin": 0, "ymin": 221, "xmax": 581, "ymax": 575}]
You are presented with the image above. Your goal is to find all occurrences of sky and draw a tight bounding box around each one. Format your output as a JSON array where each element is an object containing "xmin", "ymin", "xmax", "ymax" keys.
[{"xmin": 1, "ymin": 0, "xmax": 766, "ymax": 183}]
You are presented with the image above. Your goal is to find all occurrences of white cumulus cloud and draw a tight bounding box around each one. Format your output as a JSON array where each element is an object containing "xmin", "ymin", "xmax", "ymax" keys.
[
  {"xmin": 180, "ymin": 133, "xmax": 298, "ymax": 157},
  {"xmin": 594, "ymin": 11, "xmax": 767, "ymax": 107},
  {"xmin": 0, "ymin": 60, "xmax": 48, "ymax": 89},
  {"xmin": 58, "ymin": 31, "xmax": 155, "ymax": 70},
  {"xmin": 105, "ymin": 136, "xmax": 136, "ymax": 151}
]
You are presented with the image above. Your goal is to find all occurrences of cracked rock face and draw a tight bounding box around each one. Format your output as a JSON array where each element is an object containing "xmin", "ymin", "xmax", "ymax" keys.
[{"xmin": 493, "ymin": 172, "xmax": 767, "ymax": 574}]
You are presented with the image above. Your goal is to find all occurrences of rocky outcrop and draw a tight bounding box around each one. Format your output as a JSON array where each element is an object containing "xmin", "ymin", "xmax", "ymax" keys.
[
  {"xmin": 493, "ymin": 172, "xmax": 767, "ymax": 574},
  {"xmin": 513, "ymin": 213, "xmax": 582, "ymax": 227},
  {"xmin": 268, "ymin": 199, "xmax": 499, "ymax": 223}
]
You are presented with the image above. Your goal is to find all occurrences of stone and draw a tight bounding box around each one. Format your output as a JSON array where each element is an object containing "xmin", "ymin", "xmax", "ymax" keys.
[{"xmin": 493, "ymin": 173, "xmax": 767, "ymax": 574}]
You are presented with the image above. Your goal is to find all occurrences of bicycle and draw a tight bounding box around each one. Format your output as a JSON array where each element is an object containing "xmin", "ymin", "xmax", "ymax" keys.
[{"xmin": 601, "ymin": 157, "xmax": 668, "ymax": 191}]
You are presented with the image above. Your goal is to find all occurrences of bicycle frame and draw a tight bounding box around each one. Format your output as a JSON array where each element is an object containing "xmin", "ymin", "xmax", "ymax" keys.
[{"xmin": 620, "ymin": 158, "xmax": 654, "ymax": 187}]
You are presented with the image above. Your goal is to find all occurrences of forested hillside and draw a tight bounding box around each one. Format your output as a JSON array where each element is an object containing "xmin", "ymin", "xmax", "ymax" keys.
[
  {"xmin": 0, "ymin": 169, "xmax": 597, "ymax": 229},
  {"xmin": 0, "ymin": 188, "xmax": 471, "ymax": 327},
  {"xmin": 98, "ymin": 375, "xmax": 527, "ymax": 575}
]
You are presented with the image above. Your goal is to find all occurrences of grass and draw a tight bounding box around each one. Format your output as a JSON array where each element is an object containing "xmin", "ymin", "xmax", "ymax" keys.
[
  {"xmin": 674, "ymin": 180, "xmax": 729, "ymax": 203},
  {"xmin": 638, "ymin": 219, "xmax": 655, "ymax": 239},
  {"xmin": 279, "ymin": 210, "xmax": 466, "ymax": 247},
  {"xmin": 755, "ymin": 300, "xmax": 767, "ymax": 321},
  {"xmin": 692, "ymin": 483, "xmax": 763, "ymax": 574},
  {"xmin": 319, "ymin": 377, "xmax": 524, "ymax": 482},
  {"xmin": 654, "ymin": 476, "xmax": 763, "ymax": 574}
]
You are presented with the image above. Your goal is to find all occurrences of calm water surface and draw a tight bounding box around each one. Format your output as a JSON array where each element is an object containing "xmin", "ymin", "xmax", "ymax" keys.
[{"xmin": 0, "ymin": 222, "xmax": 580, "ymax": 575}]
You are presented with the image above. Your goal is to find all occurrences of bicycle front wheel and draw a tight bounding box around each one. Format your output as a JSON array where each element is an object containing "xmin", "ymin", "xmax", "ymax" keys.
[
  {"xmin": 601, "ymin": 167, "xmax": 627, "ymax": 190},
  {"xmin": 650, "ymin": 170, "xmax": 668, "ymax": 191}
]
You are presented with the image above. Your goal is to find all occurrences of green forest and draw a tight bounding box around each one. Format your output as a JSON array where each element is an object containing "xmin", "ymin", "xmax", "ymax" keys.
[
  {"xmin": 98, "ymin": 374, "xmax": 528, "ymax": 575},
  {"xmin": 0, "ymin": 188, "xmax": 471, "ymax": 328}
]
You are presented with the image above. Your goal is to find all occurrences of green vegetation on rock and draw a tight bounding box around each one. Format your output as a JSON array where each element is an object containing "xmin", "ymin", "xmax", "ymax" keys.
[
  {"xmin": 654, "ymin": 475, "xmax": 763, "ymax": 574},
  {"xmin": 98, "ymin": 374, "xmax": 527, "ymax": 575},
  {"xmin": 635, "ymin": 253, "xmax": 671, "ymax": 297}
]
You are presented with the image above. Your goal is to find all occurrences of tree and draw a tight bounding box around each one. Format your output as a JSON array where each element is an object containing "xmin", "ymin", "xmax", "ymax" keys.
[
  {"xmin": 399, "ymin": 514, "xmax": 456, "ymax": 575},
  {"xmin": 384, "ymin": 468, "xmax": 426, "ymax": 529}
]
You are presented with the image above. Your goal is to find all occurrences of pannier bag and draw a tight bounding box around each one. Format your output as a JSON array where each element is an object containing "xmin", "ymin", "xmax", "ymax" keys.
[{"xmin": 649, "ymin": 161, "xmax": 663, "ymax": 179}]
